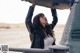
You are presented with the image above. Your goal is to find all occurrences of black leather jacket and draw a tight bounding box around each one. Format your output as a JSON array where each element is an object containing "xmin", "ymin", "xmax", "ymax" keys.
[{"xmin": 25, "ymin": 6, "xmax": 58, "ymax": 49}]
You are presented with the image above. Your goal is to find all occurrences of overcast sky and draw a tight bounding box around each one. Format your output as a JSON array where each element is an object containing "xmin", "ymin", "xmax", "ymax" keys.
[{"xmin": 0, "ymin": 0, "xmax": 70, "ymax": 24}]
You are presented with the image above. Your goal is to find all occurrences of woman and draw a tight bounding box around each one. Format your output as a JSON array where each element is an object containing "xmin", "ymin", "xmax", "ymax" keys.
[{"xmin": 25, "ymin": 4, "xmax": 58, "ymax": 49}]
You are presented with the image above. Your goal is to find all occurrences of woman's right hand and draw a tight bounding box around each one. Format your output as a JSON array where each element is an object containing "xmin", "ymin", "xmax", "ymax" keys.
[{"xmin": 32, "ymin": 0, "xmax": 36, "ymax": 7}]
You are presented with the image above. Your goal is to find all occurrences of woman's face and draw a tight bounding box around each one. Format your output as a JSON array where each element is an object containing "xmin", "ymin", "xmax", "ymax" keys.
[{"xmin": 40, "ymin": 16, "xmax": 48, "ymax": 25}]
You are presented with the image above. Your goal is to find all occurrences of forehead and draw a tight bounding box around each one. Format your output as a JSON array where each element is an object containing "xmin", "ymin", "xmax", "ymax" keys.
[
  {"xmin": 41, "ymin": 16, "xmax": 46, "ymax": 18},
  {"xmin": 40, "ymin": 16, "xmax": 47, "ymax": 20}
]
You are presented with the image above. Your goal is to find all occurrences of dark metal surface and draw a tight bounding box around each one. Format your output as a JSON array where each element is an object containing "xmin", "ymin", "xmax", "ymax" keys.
[{"xmin": 21, "ymin": 0, "xmax": 74, "ymax": 9}]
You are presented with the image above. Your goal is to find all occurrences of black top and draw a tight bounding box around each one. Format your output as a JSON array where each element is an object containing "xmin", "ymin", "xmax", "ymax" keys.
[{"xmin": 25, "ymin": 6, "xmax": 58, "ymax": 49}]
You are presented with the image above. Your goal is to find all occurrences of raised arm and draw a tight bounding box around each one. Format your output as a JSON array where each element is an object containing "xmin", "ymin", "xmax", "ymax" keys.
[
  {"xmin": 50, "ymin": 9, "xmax": 58, "ymax": 29},
  {"xmin": 25, "ymin": 5, "xmax": 35, "ymax": 33}
]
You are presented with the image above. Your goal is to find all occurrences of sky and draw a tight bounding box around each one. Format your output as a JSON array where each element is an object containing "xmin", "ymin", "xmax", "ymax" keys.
[{"xmin": 0, "ymin": 0, "xmax": 70, "ymax": 24}]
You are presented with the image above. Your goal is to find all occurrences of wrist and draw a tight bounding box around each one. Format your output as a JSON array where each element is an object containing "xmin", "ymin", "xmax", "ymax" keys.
[{"xmin": 32, "ymin": 4, "xmax": 35, "ymax": 7}]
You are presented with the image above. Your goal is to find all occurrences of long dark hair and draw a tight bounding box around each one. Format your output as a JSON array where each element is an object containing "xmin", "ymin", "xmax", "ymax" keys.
[
  {"xmin": 33, "ymin": 13, "xmax": 44, "ymax": 29},
  {"xmin": 33, "ymin": 13, "xmax": 53, "ymax": 37}
]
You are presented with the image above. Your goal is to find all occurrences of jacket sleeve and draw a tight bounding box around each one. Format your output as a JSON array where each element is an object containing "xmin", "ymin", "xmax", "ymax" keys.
[
  {"xmin": 50, "ymin": 9, "xmax": 58, "ymax": 29},
  {"xmin": 25, "ymin": 6, "xmax": 35, "ymax": 33}
]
